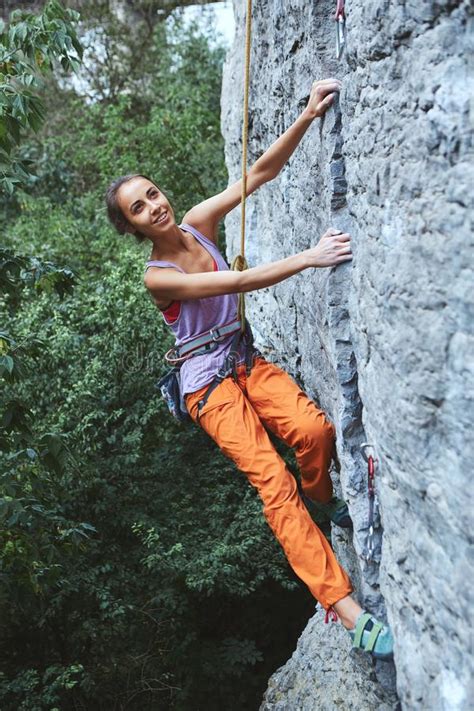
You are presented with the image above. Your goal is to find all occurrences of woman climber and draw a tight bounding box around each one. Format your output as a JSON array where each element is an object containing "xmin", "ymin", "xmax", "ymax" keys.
[{"xmin": 105, "ymin": 78, "xmax": 394, "ymax": 661}]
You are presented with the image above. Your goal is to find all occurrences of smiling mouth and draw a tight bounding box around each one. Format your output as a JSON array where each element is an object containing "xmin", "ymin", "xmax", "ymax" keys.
[{"xmin": 153, "ymin": 211, "xmax": 168, "ymax": 225}]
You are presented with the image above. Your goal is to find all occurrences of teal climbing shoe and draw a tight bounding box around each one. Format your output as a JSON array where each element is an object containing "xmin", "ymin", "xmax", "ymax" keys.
[
  {"xmin": 317, "ymin": 495, "xmax": 353, "ymax": 528},
  {"xmin": 348, "ymin": 611, "xmax": 394, "ymax": 661},
  {"xmin": 302, "ymin": 492, "xmax": 353, "ymax": 529}
]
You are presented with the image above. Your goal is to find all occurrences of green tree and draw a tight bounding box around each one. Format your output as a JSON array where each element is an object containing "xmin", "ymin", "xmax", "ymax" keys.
[
  {"xmin": 0, "ymin": 0, "xmax": 82, "ymax": 193},
  {"xmin": 0, "ymin": 4, "xmax": 103, "ymax": 709}
]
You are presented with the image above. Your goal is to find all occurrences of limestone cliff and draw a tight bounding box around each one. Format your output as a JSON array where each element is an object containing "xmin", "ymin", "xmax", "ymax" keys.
[{"xmin": 221, "ymin": 1, "xmax": 473, "ymax": 709}]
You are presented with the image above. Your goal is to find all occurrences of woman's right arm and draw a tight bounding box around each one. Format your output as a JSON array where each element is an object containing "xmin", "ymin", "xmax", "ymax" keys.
[{"xmin": 144, "ymin": 229, "xmax": 352, "ymax": 303}]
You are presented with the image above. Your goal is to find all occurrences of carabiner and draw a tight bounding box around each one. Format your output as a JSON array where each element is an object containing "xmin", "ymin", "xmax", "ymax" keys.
[
  {"xmin": 360, "ymin": 442, "xmax": 375, "ymax": 463},
  {"xmin": 335, "ymin": 0, "xmax": 346, "ymax": 60}
]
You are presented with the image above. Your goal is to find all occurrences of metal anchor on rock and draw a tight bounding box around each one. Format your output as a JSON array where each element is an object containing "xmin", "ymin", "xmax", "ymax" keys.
[{"xmin": 335, "ymin": 0, "xmax": 346, "ymax": 60}]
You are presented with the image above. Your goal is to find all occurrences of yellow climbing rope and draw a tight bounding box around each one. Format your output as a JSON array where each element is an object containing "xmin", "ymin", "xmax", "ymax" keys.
[{"xmin": 230, "ymin": 0, "xmax": 252, "ymax": 331}]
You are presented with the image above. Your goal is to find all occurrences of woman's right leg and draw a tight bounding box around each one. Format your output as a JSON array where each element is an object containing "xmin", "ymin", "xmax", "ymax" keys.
[{"xmin": 186, "ymin": 377, "xmax": 354, "ymax": 612}]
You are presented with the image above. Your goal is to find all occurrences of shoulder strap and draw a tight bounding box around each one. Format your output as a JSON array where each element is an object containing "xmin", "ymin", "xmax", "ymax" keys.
[
  {"xmin": 145, "ymin": 223, "xmax": 217, "ymax": 273},
  {"xmin": 144, "ymin": 260, "xmax": 186, "ymax": 273},
  {"xmin": 179, "ymin": 223, "xmax": 216, "ymax": 250}
]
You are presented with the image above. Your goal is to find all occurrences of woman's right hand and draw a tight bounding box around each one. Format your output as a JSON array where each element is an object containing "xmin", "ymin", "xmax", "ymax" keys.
[{"xmin": 304, "ymin": 228, "xmax": 352, "ymax": 268}]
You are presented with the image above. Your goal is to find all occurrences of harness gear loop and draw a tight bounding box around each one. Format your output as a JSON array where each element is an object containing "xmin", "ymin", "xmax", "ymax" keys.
[
  {"xmin": 360, "ymin": 442, "xmax": 378, "ymax": 562},
  {"xmin": 231, "ymin": 0, "xmax": 252, "ymax": 333},
  {"xmin": 335, "ymin": 0, "xmax": 346, "ymax": 59}
]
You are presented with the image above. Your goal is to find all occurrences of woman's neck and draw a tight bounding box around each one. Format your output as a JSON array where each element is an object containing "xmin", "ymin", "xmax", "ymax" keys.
[{"xmin": 149, "ymin": 223, "xmax": 191, "ymax": 260}]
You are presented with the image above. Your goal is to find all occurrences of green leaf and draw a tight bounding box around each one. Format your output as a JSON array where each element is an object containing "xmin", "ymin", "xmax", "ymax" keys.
[{"xmin": 0, "ymin": 354, "xmax": 14, "ymax": 373}]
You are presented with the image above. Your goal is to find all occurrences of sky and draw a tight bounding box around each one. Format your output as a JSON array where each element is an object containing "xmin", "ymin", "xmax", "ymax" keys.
[
  {"xmin": 177, "ymin": 1, "xmax": 235, "ymax": 48},
  {"xmin": 65, "ymin": 1, "xmax": 236, "ymax": 99}
]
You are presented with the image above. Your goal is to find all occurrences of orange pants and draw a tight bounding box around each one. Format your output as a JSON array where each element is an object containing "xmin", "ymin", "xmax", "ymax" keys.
[{"xmin": 185, "ymin": 356, "xmax": 354, "ymax": 610}]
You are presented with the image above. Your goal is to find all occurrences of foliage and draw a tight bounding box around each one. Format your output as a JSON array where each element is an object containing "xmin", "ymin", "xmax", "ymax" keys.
[{"xmin": 0, "ymin": 0, "xmax": 83, "ymax": 194}]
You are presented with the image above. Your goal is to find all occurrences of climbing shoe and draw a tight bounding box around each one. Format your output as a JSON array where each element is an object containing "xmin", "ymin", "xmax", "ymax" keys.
[
  {"xmin": 317, "ymin": 495, "xmax": 353, "ymax": 528},
  {"xmin": 301, "ymin": 490, "xmax": 353, "ymax": 529},
  {"xmin": 348, "ymin": 611, "xmax": 394, "ymax": 661}
]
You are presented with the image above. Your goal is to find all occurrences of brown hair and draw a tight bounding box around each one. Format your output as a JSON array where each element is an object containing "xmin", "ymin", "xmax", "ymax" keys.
[{"xmin": 105, "ymin": 173, "xmax": 156, "ymax": 244}]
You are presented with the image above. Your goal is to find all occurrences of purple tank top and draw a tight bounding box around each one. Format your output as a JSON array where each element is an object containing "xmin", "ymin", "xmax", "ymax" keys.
[{"xmin": 144, "ymin": 223, "xmax": 246, "ymax": 398}]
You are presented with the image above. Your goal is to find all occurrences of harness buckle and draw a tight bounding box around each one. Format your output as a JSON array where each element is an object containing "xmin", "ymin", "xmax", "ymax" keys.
[{"xmin": 210, "ymin": 327, "xmax": 224, "ymax": 342}]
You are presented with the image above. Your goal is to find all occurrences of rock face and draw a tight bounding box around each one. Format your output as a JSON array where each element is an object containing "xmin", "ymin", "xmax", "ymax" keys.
[{"xmin": 221, "ymin": 1, "xmax": 473, "ymax": 709}]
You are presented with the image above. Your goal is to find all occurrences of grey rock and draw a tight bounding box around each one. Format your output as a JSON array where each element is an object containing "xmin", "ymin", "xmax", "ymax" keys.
[
  {"xmin": 221, "ymin": 1, "xmax": 473, "ymax": 710},
  {"xmin": 261, "ymin": 607, "xmax": 398, "ymax": 711}
]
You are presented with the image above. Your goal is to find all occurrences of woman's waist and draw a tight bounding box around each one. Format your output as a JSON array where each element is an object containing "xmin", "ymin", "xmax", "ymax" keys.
[
  {"xmin": 180, "ymin": 338, "xmax": 247, "ymax": 372},
  {"xmin": 172, "ymin": 312, "xmax": 241, "ymax": 344}
]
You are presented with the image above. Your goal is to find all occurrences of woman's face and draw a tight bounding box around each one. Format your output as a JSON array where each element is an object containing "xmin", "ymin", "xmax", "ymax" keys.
[{"xmin": 117, "ymin": 176, "xmax": 175, "ymax": 238}]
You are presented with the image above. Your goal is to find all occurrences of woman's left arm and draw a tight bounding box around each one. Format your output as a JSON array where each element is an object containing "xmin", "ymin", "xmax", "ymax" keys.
[{"xmin": 182, "ymin": 78, "xmax": 341, "ymax": 242}]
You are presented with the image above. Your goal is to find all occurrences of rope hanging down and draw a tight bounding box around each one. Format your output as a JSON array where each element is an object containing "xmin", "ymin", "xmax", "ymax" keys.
[
  {"xmin": 230, "ymin": 0, "xmax": 252, "ymax": 331},
  {"xmin": 232, "ymin": 1, "xmax": 346, "ymax": 329}
]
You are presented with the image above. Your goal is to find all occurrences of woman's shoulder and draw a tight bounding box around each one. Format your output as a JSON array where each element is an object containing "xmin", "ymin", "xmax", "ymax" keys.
[{"xmin": 180, "ymin": 213, "xmax": 219, "ymax": 246}]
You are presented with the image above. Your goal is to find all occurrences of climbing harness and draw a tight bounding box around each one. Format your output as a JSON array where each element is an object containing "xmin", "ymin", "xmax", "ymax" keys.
[
  {"xmin": 360, "ymin": 443, "xmax": 378, "ymax": 562},
  {"xmin": 157, "ymin": 318, "xmax": 243, "ymax": 422},
  {"xmin": 157, "ymin": 318, "xmax": 247, "ymax": 422},
  {"xmin": 164, "ymin": 317, "xmax": 243, "ymax": 365},
  {"xmin": 335, "ymin": 0, "xmax": 346, "ymax": 60},
  {"xmin": 156, "ymin": 318, "xmax": 258, "ymax": 423}
]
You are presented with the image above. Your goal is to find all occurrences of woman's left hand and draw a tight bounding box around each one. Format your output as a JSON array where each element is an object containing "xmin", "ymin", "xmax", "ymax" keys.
[{"xmin": 305, "ymin": 78, "xmax": 342, "ymax": 119}]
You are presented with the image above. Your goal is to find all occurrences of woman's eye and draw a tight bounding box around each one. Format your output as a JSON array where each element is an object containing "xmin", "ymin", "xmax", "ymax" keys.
[{"xmin": 132, "ymin": 189, "xmax": 158, "ymax": 213}]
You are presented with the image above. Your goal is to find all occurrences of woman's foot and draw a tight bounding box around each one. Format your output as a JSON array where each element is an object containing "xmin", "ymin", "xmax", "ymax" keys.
[
  {"xmin": 300, "ymin": 487, "xmax": 353, "ymax": 528},
  {"xmin": 333, "ymin": 595, "xmax": 363, "ymax": 629},
  {"xmin": 329, "ymin": 596, "xmax": 394, "ymax": 661},
  {"xmin": 347, "ymin": 613, "xmax": 394, "ymax": 660},
  {"xmin": 317, "ymin": 495, "xmax": 353, "ymax": 528}
]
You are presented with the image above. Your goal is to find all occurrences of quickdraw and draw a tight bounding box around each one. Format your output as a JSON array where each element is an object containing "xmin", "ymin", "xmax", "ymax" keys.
[
  {"xmin": 335, "ymin": 0, "xmax": 346, "ymax": 60},
  {"xmin": 360, "ymin": 442, "xmax": 378, "ymax": 562}
]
